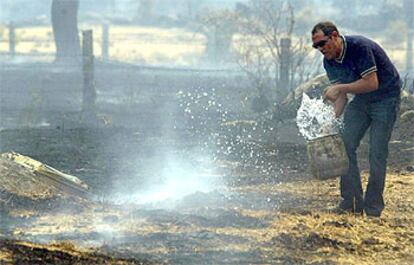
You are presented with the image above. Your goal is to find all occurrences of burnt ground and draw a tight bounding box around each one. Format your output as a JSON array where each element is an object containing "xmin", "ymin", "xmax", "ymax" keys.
[
  {"xmin": 0, "ymin": 61, "xmax": 413, "ymax": 263},
  {"xmin": 0, "ymin": 238, "xmax": 159, "ymax": 265},
  {"xmin": 0, "ymin": 124, "xmax": 413, "ymax": 264}
]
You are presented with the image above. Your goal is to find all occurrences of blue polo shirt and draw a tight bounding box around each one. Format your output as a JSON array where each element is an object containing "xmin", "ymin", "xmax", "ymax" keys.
[{"xmin": 323, "ymin": 35, "xmax": 401, "ymax": 102}]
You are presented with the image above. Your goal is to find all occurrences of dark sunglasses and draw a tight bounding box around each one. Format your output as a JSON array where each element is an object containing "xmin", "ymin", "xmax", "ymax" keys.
[{"xmin": 312, "ymin": 37, "xmax": 331, "ymax": 49}]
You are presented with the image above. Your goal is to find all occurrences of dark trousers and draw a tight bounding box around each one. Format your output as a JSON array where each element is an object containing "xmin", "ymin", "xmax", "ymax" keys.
[{"xmin": 340, "ymin": 96, "xmax": 399, "ymax": 215}]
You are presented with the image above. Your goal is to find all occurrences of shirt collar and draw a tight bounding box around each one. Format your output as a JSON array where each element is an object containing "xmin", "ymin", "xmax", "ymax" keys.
[{"xmin": 335, "ymin": 35, "xmax": 346, "ymax": 64}]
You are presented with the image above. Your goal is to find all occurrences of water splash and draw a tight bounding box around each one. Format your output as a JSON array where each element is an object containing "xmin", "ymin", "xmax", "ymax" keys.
[
  {"xmin": 296, "ymin": 93, "xmax": 342, "ymax": 141},
  {"xmin": 176, "ymin": 86, "xmax": 279, "ymax": 177}
]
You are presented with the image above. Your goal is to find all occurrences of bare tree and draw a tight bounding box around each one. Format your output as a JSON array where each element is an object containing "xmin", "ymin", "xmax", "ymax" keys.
[
  {"xmin": 51, "ymin": 0, "xmax": 81, "ymax": 63},
  {"xmin": 233, "ymin": 0, "xmax": 319, "ymax": 112},
  {"xmin": 195, "ymin": 1, "xmax": 321, "ymax": 116}
]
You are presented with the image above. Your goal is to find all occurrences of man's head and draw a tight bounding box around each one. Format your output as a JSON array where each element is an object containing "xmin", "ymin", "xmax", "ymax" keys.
[{"xmin": 311, "ymin": 21, "xmax": 342, "ymax": 60}]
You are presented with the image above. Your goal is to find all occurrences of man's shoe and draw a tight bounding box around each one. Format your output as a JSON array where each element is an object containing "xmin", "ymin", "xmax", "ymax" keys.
[
  {"xmin": 364, "ymin": 209, "xmax": 381, "ymax": 218},
  {"xmin": 354, "ymin": 205, "xmax": 364, "ymax": 215},
  {"xmin": 330, "ymin": 205, "xmax": 363, "ymax": 215},
  {"xmin": 330, "ymin": 206, "xmax": 353, "ymax": 215}
]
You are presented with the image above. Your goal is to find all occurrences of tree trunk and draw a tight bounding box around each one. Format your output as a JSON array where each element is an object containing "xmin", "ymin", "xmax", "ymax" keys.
[{"xmin": 51, "ymin": 0, "xmax": 81, "ymax": 63}]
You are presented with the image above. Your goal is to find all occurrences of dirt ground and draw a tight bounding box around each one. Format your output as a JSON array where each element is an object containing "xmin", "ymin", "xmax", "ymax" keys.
[{"xmin": 0, "ymin": 125, "xmax": 413, "ymax": 264}]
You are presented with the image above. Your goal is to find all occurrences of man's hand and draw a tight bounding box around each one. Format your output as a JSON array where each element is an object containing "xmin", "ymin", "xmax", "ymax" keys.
[
  {"xmin": 323, "ymin": 72, "xmax": 378, "ymax": 102},
  {"xmin": 323, "ymin": 84, "xmax": 342, "ymax": 102},
  {"xmin": 333, "ymin": 93, "xmax": 348, "ymax": 118}
]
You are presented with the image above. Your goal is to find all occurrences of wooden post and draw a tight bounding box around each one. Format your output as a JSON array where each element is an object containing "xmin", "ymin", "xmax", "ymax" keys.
[
  {"xmin": 9, "ymin": 22, "xmax": 15, "ymax": 56},
  {"xmin": 279, "ymin": 37, "xmax": 291, "ymax": 100},
  {"xmin": 102, "ymin": 23, "xmax": 109, "ymax": 60},
  {"xmin": 82, "ymin": 30, "xmax": 96, "ymax": 122}
]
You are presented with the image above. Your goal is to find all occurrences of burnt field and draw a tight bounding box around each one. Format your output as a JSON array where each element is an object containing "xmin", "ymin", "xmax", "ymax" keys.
[
  {"xmin": 0, "ymin": 63, "xmax": 413, "ymax": 264},
  {"xmin": 1, "ymin": 123, "xmax": 413, "ymax": 264}
]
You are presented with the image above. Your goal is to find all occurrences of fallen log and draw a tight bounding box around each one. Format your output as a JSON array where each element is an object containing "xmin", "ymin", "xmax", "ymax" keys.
[{"xmin": 0, "ymin": 152, "xmax": 91, "ymax": 200}]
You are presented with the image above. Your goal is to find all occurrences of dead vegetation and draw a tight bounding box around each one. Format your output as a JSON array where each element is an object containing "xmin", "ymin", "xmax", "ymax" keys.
[
  {"xmin": 0, "ymin": 135, "xmax": 413, "ymax": 264},
  {"xmin": 0, "ymin": 238, "xmax": 160, "ymax": 265},
  {"xmin": 0, "ymin": 86, "xmax": 412, "ymax": 264},
  {"xmin": 235, "ymin": 171, "xmax": 414, "ymax": 265}
]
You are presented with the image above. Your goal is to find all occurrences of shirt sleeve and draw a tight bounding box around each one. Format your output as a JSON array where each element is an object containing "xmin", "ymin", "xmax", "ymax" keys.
[{"xmin": 355, "ymin": 45, "xmax": 377, "ymax": 77}]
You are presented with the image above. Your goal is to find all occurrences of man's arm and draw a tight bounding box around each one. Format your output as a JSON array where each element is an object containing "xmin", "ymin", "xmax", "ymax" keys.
[
  {"xmin": 333, "ymin": 92, "xmax": 348, "ymax": 118},
  {"xmin": 324, "ymin": 71, "xmax": 379, "ymax": 101}
]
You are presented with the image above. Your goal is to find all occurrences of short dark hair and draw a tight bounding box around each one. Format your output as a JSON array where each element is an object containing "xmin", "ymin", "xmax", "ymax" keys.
[{"xmin": 311, "ymin": 21, "xmax": 339, "ymax": 36}]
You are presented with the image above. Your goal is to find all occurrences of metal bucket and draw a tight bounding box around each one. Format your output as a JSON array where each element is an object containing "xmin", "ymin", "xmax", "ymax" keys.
[{"xmin": 307, "ymin": 134, "xmax": 349, "ymax": 180}]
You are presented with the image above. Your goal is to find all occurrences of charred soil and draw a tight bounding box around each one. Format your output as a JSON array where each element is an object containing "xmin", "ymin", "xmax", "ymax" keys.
[{"xmin": 0, "ymin": 126, "xmax": 413, "ymax": 265}]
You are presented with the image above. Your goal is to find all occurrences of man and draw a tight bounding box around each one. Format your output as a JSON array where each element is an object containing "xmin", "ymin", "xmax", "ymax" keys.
[{"xmin": 311, "ymin": 21, "xmax": 401, "ymax": 217}]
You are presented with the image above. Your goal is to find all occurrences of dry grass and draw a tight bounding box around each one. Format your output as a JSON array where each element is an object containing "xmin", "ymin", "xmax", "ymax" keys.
[
  {"xmin": 234, "ymin": 171, "xmax": 414, "ymax": 265},
  {"xmin": 6, "ymin": 169, "xmax": 413, "ymax": 264},
  {"xmin": 0, "ymin": 25, "xmax": 408, "ymax": 68},
  {"xmin": 0, "ymin": 25, "xmax": 206, "ymax": 65}
]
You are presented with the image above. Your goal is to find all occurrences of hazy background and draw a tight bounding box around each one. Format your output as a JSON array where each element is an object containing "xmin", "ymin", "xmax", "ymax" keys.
[
  {"xmin": 0, "ymin": 0, "xmax": 412, "ymax": 203},
  {"xmin": 0, "ymin": 0, "xmax": 412, "ymax": 72}
]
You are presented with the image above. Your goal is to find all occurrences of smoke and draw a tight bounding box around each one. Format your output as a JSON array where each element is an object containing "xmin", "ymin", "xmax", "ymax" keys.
[{"xmin": 108, "ymin": 151, "xmax": 221, "ymax": 207}]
